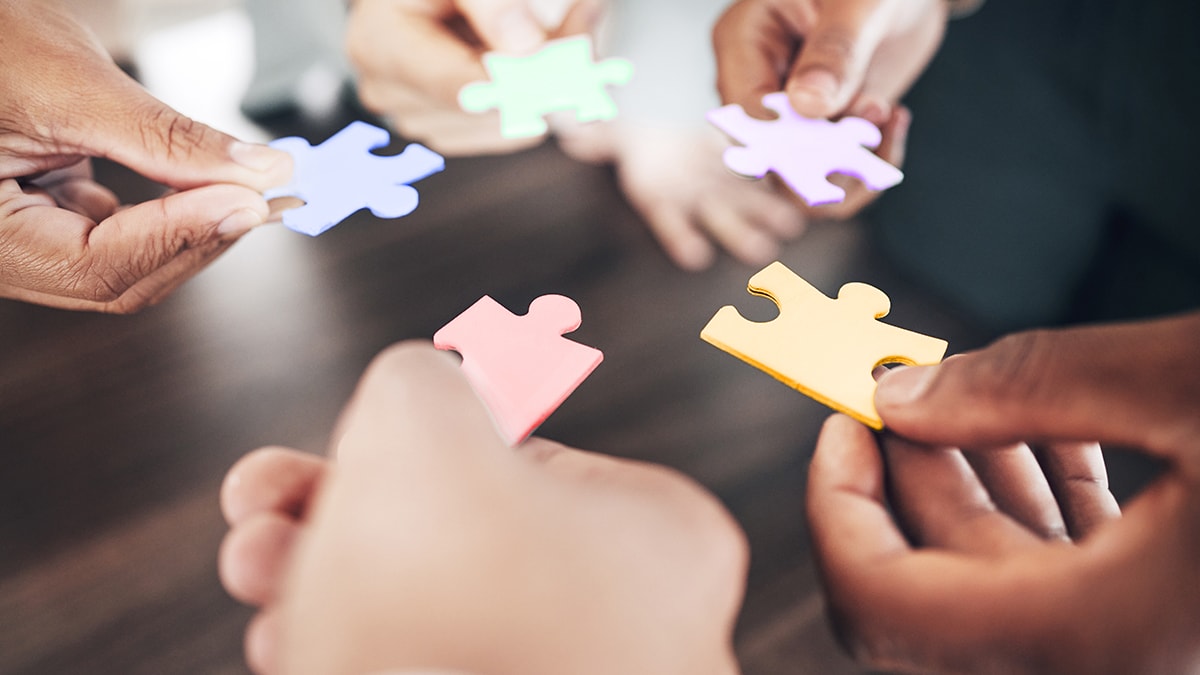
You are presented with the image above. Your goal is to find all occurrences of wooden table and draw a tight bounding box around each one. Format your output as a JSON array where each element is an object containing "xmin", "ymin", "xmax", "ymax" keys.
[{"xmin": 0, "ymin": 116, "xmax": 986, "ymax": 674}]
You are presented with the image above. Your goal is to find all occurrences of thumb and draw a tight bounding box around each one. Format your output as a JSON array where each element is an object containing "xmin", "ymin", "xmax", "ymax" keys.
[
  {"xmin": 332, "ymin": 342, "xmax": 511, "ymax": 472},
  {"xmin": 457, "ymin": 0, "xmax": 548, "ymax": 53},
  {"xmin": 786, "ymin": 4, "xmax": 890, "ymax": 118},
  {"xmin": 875, "ymin": 314, "xmax": 1200, "ymax": 464},
  {"xmin": 86, "ymin": 82, "xmax": 292, "ymax": 193},
  {"xmin": 32, "ymin": 184, "xmax": 269, "ymax": 313}
]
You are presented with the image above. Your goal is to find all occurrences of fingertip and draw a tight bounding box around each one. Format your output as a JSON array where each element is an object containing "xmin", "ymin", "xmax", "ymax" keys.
[
  {"xmin": 245, "ymin": 609, "xmax": 279, "ymax": 675},
  {"xmin": 874, "ymin": 364, "xmax": 939, "ymax": 414},
  {"xmin": 787, "ymin": 69, "xmax": 841, "ymax": 118},
  {"xmin": 813, "ymin": 414, "xmax": 876, "ymax": 474},
  {"xmin": 731, "ymin": 229, "xmax": 781, "ymax": 267},
  {"xmin": 219, "ymin": 513, "xmax": 299, "ymax": 606},
  {"xmin": 338, "ymin": 340, "xmax": 505, "ymax": 462},
  {"xmin": 230, "ymin": 142, "xmax": 294, "ymax": 191},
  {"xmin": 640, "ymin": 203, "xmax": 716, "ymax": 271},
  {"xmin": 221, "ymin": 446, "xmax": 324, "ymax": 526},
  {"xmin": 669, "ymin": 239, "xmax": 717, "ymax": 272},
  {"xmin": 365, "ymin": 340, "xmax": 462, "ymax": 387}
]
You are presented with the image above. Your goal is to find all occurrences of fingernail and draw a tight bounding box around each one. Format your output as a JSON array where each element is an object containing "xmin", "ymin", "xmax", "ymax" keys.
[
  {"xmin": 217, "ymin": 208, "xmax": 265, "ymax": 237},
  {"xmin": 789, "ymin": 69, "xmax": 840, "ymax": 115},
  {"xmin": 230, "ymin": 141, "xmax": 291, "ymax": 175},
  {"xmin": 875, "ymin": 365, "xmax": 938, "ymax": 407},
  {"xmin": 494, "ymin": 7, "xmax": 545, "ymax": 53}
]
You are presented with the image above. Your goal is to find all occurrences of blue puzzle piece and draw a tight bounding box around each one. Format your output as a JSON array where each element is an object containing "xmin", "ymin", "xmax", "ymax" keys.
[{"xmin": 266, "ymin": 121, "xmax": 445, "ymax": 236}]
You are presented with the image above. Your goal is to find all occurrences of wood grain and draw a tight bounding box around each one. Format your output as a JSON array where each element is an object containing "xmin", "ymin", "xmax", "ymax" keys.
[{"xmin": 0, "ymin": 117, "xmax": 986, "ymax": 674}]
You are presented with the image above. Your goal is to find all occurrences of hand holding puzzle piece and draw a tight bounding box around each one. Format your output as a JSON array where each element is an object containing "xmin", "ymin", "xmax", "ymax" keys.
[
  {"xmin": 266, "ymin": 121, "xmax": 445, "ymax": 236},
  {"xmin": 707, "ymin": 92, "xmax": 904, "ymax": 207},
  {"xmin": 459, "ymin": 35, "xmax": 634, "ymax": 139},
  {"xmin": 702, "ymin": 261, "xmax": 947, "ymax": 429},
  {"xmin": 435, "ymin": 294, "xmax": 604, "ymax": 446}
]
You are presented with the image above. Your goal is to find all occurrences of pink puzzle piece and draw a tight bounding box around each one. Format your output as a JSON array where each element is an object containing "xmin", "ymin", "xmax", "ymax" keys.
[
  {"xmin": 707, "ymin": 92, "xmax": 904, "ymax": 206},
  {"xmin": 433, "ymin": 294, "xmax": 604, "ymax": 446}
]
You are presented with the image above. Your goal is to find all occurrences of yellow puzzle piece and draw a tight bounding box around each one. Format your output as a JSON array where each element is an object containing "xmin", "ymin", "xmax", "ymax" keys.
[{"xmin": 701, "ymin": 261, "xmax": 948, "ymax": 429}]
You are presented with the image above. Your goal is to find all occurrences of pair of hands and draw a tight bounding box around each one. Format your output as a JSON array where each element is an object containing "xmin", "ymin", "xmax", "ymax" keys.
[
  {"xmin": 1, "ymin": 1, "xmax": 291, "ymax": 313},
  {"xmin": 220, "ymin": 343, "xmax": 747, "ymax": 675},
  {"xmin": 813, "ymin": 313, "xmax": 1200, "ymax": 673},
  {"xmin": 220, "ymin": 312, "xmax": 1200, "ymax": 674},
  {"xmin": 346, "ymin": 0, "xmax": 945, "ymax": 271}
]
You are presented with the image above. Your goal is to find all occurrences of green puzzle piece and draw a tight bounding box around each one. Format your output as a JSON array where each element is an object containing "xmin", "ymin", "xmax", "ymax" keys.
[{"xmin": 458, "ymin": 35, "xmax": 634, "ymax": 139}]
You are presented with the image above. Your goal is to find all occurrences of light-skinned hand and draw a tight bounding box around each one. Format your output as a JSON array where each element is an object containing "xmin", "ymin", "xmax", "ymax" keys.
[
  {"xmin": 713, "ymin": 0, "xmax": 948, "ymax": 120},
  {"xmin": 0, "ymin": 0, "xmax": 292, "ymax": 313},
  {"xmin": 711, "ymin": 0, "xmax": 942, "ymax": 219},
  {"xmin": 346, "ymin": 0, "xmax": 604, "ymax": 156},
  {"xmin": 219, "ymin": 342, "xmax": 748, "ymax": 675},
  {"xmin": 557, "ymin": 121, "xmax": 806, "ymax": 270},
  {"xmin": 556, "ymin": 104, "xmax": 907, "ymax": 270},
  {"xmin": 808, "ymin": 313, "xmax": 1200, "ymax": 673}
]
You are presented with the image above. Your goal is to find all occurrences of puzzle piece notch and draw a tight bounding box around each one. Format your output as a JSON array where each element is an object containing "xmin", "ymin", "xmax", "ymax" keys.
[
  {"xmin": 459, "ymin": 35, "xmax": 634, "ymax": 139},
  {"xmin": 701, "ymin": 261, "xmax": 947, "ymax": 430},
  {"xmin": 706, "ymin": 92, "xmax": 903, "ymax": 206},
  {"xmin": 266, "ymin": 121, "xmax": 445, "ymax": 236},
  {"xmin": 434, "ymin": 294, "xmax": 604, "ymax": 445}
]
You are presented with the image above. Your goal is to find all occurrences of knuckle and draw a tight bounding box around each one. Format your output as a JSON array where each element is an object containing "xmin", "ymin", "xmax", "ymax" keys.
[
  {"xmin": 137, "ymin": 103, "xmax": 211, "ymax": 163},
  {"xmin": 805, "ymin": 27, "xmax": 860, "ymax": 69}
]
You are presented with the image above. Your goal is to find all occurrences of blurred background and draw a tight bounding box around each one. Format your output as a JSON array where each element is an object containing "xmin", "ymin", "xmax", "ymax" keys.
[{"xmin": 1, "ymin": 0, "xmax": 1193, "ymax": 673}]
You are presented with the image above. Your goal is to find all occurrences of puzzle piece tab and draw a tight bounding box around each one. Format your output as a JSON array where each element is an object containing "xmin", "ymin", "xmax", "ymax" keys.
[
  {"xmin": 459, "ymin": 36, "xmax": 634, "ymax": 139},
  {"xmin": 701, "ymin": 261, "xmax": 946, "ymax": 429},
  {"xmin": 707, "ymin": 92, "xmax": 903, "ymax": 206},
  {"xmin": 266, "ymin": 121, "xmax": 445, "ymax": 236},
  {"xmin": 434, "ymin": 294, "xmax": 604, "ymax": 445}
]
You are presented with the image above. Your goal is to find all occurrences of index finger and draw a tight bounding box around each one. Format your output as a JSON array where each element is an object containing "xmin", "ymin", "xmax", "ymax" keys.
[{"xmin": 875, "ymin": 315, "xmax": 1200, "ymax": 468}]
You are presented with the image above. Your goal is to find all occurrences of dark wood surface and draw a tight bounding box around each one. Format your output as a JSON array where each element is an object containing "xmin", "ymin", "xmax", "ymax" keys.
[{"xmin": 0, "ymin": 115, "xmax": 989, "ymax": 674}]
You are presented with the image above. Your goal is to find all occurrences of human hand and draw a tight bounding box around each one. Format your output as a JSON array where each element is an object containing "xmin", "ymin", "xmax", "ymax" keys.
[
  {"xmin": 219, "ymin": 343, "xmax": 747, "ymax": 675},
  {"xmin": 557, "ymin": 105, "xmax": 907, "ymax": 270},
  {"xmin": 558, "ymin": 121, "xmax": 805, "ymax": 270},
  {"xmin": 713, "ymin": 0, "xmax": 948, "ymax": 120},
  {"xmin": 808, "ymin": 313, "xmax": 1200, "ymax": 674},
  {"xmin": 710, "ymin": 0, "xmax": 939, "ymax": 219},
  {"xmin": 0, "ymin": 1, "xmax": 292, "ymax": 313},
  {"xmin": 346, "ymin": 0, "xmax": 604, "ymax": 156}
]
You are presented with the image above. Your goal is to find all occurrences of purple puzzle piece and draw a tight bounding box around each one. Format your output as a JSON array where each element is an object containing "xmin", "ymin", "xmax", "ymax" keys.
[
  {"xmin": 707, "ymin": 92, "xmax": 903, "ymax": 206},
  {"xmin": 266, "ymin": 121, "xmax": 445, "ymax": 236}
]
